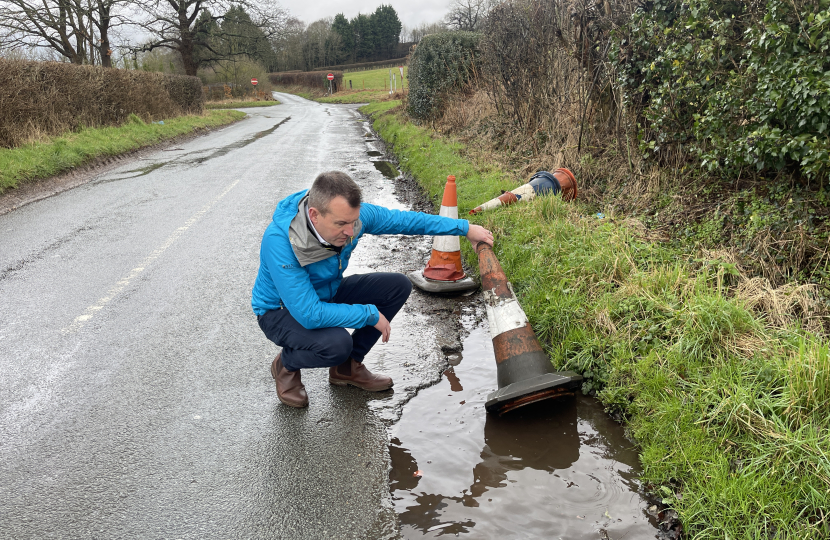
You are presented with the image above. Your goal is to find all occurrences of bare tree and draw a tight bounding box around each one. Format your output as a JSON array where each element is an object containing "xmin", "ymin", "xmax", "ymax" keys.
[
  {"xmin": 270, "ymin": 16, "xmax": 304, "ymax": 71},
  {"xmin": 445, "ymin": 0, "xmax": 492, "ymax": 31},
  {"xmin": 303, "ymin": 18, "xmax": 341, "ymax": 69},
  {"xmin": 130, "ymin": 0, "xmax": 288, "ymax": 76},
  {"xmin": 400, "ymin": 20, "xmax": 447, "ymax": 43},
  {"xmin": 0, "ymin": 0, "xmax": 125, "ymax": 66}
]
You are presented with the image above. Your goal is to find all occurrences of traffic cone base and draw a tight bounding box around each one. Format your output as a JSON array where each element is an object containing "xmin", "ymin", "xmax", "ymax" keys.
[
  {"xmin": 407, "ymin": 270, "xmax": 479, "ymax": 293},
  {"xmin": 485, "ymin": 372, "xmax": 582, "ymax": 415}
]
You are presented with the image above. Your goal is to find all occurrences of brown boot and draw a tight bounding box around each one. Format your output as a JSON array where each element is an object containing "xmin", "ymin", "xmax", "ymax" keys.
[
  {"xmin": 271, "ymin": 353, "xmax": 308, "ymax": 408},
  {"xmin": 329, "ymin": 358, "xmax": 393, "ymax": 391}
]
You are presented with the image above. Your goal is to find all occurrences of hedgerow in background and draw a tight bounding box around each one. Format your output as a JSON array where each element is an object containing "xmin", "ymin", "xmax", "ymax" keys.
[
  {"xmin": 612, "ymin": 0, "xmax": 830, "ymax": 183},
  {"xmin": 0, "ymin": 59, "xmax": 203, "ymax": 148},
  {"xmin": 405, "ymin": 31, "xmax": 480, "ymax": 121},
  {"xmin": 269, "ymin": 70, "xmax": 343, "ymax": 90}
]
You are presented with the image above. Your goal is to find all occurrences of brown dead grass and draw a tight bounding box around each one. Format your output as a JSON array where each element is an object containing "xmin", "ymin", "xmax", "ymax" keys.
[{"xmin": 737, "ymin": 277, "xmax": 828, "ymax": 334}]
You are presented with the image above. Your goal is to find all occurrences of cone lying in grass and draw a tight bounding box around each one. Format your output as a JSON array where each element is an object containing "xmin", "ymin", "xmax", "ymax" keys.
[
  {"xmin": 408, "ymin": 175, "xmax": 478, "ymax": 293},
  {"xmin": 469, "ymin": 168, "xmax": 578, "ymax": 215},
  {"xmin": 476, "ymin": 242, "xmax": 582, "ymax": 415}
]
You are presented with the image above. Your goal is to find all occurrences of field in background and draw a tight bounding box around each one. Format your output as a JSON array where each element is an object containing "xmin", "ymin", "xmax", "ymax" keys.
[
  {"xmin": 270, "ymin": 66, "xmax": 408, "ymax": 105},
  {"xmin": 343, "ymin": 66, "xmax": 407, "ymax": 92}
]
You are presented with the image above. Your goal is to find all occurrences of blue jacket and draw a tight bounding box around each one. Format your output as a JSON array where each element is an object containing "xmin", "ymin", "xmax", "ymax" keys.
[{"xmin": 251, "ymin": 189, "xmax": 470, "ymax": 329}]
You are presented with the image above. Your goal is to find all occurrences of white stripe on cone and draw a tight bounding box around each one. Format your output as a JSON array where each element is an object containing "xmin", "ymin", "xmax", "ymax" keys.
[
  {"xmin": 432, "ymin": 203, "xmax": 461, "ymax": 252},
  {"xmin": 511, "ymin": 183, "xmax": 535, "ymax": 200},
  {"xmin": 438, "ymin": 204, "xmax": 458, "ymax": 219},
  {"xmin": 482, "ymin": 285, "xmax": 529, "ymax": 340}
]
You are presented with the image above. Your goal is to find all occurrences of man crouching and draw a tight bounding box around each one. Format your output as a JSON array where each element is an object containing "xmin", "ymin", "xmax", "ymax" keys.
[{"xmin": 252, "ymin": 171, "xmax": 494, "ymax": 407}]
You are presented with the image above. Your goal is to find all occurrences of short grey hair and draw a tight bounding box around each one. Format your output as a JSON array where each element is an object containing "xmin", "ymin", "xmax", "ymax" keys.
[{"xmin": 308, "ymin": 171, "xmax": 362, "ymax": 214}]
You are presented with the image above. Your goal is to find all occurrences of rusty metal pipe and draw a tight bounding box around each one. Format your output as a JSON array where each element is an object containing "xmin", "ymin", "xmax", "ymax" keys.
[{"xmin": 476, "ymin": 242, "xmax": 582, "ymax": 415}]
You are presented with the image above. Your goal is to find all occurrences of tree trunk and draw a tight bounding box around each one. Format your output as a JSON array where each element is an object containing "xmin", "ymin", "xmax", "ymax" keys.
[
  {"xmin": 97, "ymin": 0, "xmax": 112, "ymax": 67},
  {"xmin": 178, "ymin": 5, "xmax": 198, "ymax": 76},
  {"xmin": 179, "ymin": 30, "xmax": 197, "ymax": 76}
]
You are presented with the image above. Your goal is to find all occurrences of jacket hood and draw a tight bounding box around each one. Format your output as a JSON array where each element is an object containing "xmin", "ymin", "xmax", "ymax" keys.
[{"xmin": 275, "ymin": 190, "xmax": 362, "ymax": 267}]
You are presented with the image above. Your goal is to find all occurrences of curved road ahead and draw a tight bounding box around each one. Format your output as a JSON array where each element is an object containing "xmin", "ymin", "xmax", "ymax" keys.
[{"xmin": 0, "ymin": 93, "xmax": 447, "ymax": 539}]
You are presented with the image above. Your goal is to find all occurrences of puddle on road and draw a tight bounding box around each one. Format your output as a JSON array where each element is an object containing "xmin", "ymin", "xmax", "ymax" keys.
[
  {"xmin": 373, "ymin": 161, "xmax": 400, "ymax": 179},
  {"xmin": 389, "ymin": 313, "xmax": 659, "ymax": 539},
  {"xmin": 102, "ymin": 161, "xmax": 168, "ymax": 181},
  {"xmin": 100, "ymin": 117, "xmax": 292, "ymax": 182},
  {"xmin": 184, "ymin": 116, "xmax": 291, "ymax": 166}
]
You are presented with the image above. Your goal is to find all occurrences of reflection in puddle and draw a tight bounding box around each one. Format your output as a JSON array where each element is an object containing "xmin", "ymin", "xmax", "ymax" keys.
[
  {"xmin": 373, "ymin": 160, "xmax": 399, "ymax": 179},
  {"xmin": 184, "ymin": 116, "xmax": 291, "ymax": 165},
  {"xmin": 389, "ymin": 316, "xmax": 659, "ymax": 539},
  {"xmin": 101, "ymin": 117, "xmax": 291, "ymax": 182},
  {"xmin": 99, "ymin": 161, "xmax": 168, "ymax": 181}
]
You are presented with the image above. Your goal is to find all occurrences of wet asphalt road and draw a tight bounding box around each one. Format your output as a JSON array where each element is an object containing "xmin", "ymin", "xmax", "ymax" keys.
[{"xmin": 0, "ymin": 93, "xmax": 451, "ymax": 539}]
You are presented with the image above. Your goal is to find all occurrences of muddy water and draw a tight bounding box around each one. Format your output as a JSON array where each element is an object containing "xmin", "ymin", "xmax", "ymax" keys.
[
  {"xmin": 351, "ymin": 117, "xmax": 658, "ymax": 538},
  {"xmin": 388, "ymin": 308, "xmax": 659, "ymax": 539},
  {"xmin": 373, "ymin": 160, "xmax": 400, "ymax": 179}
]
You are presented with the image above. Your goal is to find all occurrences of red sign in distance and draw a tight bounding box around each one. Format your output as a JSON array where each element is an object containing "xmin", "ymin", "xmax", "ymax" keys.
[
  {"xmin": 251, "ymin": 78, "xmax": 258, "ymax": 85},
  {"xmin": 327, "ymin": 73, "xmax": 334, "ymax": 81}
]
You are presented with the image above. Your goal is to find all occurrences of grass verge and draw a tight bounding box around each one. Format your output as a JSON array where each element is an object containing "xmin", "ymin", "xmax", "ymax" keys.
[
  {"xmin": 205, "ymin": 100, "xmax": 279, "ymax": 109},
  {"xmin": 363, "ymin": 104, "xmax": 830, "ymax": 539},
  {"xmin": 0, "ymin": 110, "xmax": 246, "ymax": 195}
]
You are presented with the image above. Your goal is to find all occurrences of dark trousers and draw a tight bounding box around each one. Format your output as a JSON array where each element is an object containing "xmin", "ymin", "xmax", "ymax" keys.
[{"xmin": 257, "ymin": 272, "xmax": 413, "ymax": 372}]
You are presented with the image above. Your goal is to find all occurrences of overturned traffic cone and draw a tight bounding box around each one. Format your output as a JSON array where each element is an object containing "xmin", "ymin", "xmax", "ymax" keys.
[
  {"xmin": 408, "ymin": 175, "xmax": 479, "ymax": 293},
  {"xmin": 469, "ymin": 168, "xmax": 578, "ymax": 215},
  {"xmin": 476, "ymin": 242, "xmax": 582, "ymax": 415}
]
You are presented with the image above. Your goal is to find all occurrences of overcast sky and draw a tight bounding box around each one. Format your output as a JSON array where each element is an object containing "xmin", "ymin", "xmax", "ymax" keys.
[{"xmin": 281, "ymin": 0, "xmax": 450, "ymax": 29}]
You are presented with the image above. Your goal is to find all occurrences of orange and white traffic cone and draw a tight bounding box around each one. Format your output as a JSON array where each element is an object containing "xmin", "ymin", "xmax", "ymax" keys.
[
  {"xmin": 469, "ymin": 168, "xmax": 578, "ymax": 215},
  {"xmin": 408, "ymin": 175, "xmax": 479, "ymax": 293},
  {"xmin": 476, "ymin": 242, "xmax": 582, "ymax": 414}
]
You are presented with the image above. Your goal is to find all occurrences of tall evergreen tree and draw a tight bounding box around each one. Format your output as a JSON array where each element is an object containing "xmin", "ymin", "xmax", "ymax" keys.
[
  {"xmin": 220, "ymin": 5, "xmax": 275, "ymax": 67},
  {"xmin": 331, "ymin": 13, "xmax": 354, "ymax": 63},
  {"xmin": 352, "ymin": 13, "xmax": 375, "ymax": 61},
  {"xmin": 371, "ymin": 5, "xmax": 401, "ymax": 59}
]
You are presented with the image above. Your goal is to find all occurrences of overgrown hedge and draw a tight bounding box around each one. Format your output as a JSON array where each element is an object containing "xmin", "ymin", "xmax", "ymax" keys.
[
  {"xmin": 406, "ymin": 31, "xmax": 480, "ymax": 121},
  {"xmin": 613, "ymin": 0, "xmax": 830, "ymax": 181},
  {"xmin": 269, "ymin": 71, "xmax": 343, "ymax": 90},
  {"xmin": 0, "ymin": 59, "xmax": 203, "ymax": 148}
]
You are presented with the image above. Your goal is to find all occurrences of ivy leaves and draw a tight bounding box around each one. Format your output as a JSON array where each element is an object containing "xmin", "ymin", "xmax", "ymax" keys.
[{"xmin": 614, "ymin": 0, "xmax": 830, "ymax": 182}]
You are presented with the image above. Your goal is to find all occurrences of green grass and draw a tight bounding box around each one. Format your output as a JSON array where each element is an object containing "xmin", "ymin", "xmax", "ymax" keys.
[
  {"xmin": 344, "ymin": 66, "xmax": 407, "ymax": 91},
  {"xmin": 363, "ymin": 103, "xmax": 830, "ymax": 539},
  {"xmin": 0, "ymin": 110, "xmax": 246, "ymax": 194},
  {"xmin": 316, "ymin": 90, "xmax": 403, "ymax": 104},
  {"xmin": 205, "ymin": 100, "xmax": 279, "ymax": 109}
]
